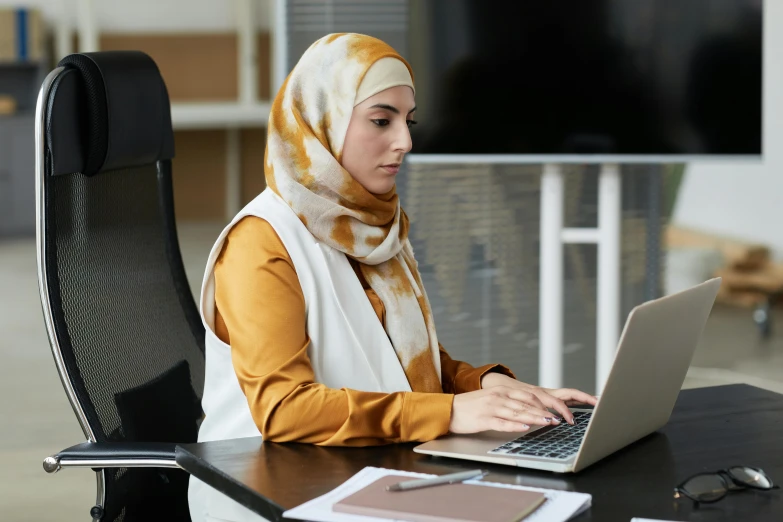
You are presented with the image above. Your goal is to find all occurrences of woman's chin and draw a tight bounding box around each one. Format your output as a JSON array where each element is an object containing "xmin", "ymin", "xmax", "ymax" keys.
[
  {"xmin": 364, "ymin": 178, "xmax": 396, "ymax": 195},
  {"xmin": 368, "ymin": 188, "xmax": 393, "ymax": 196}
]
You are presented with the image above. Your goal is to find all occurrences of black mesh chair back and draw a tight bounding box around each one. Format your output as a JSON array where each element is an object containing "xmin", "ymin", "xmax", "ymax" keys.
[{"xmin": 36, "ymin": 51, "xmax": 205, "ymax": 521}]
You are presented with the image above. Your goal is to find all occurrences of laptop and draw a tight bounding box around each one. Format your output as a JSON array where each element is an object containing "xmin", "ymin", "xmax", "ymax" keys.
[{"xmin": 415, "ymin": 278, "xmax": 722, "ymax": 473}]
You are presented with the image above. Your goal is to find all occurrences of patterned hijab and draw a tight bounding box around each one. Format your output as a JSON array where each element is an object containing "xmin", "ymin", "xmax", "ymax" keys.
[{"xmin": 264, "ymin": 33, "xmax": 442, "ymax": 393}]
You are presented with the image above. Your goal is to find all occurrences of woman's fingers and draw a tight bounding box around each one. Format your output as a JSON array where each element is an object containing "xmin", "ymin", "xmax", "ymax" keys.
[
  {"xmin": 532, "ymin": 387, "xmax": 599, "ymax": 423},
  {"xmin": 548, "ymin": 388, "xmax": 599, "ymax": 406},
  {"xmin": 491, "ymin": 387, "xmax": 565, "ymax": 424},
  {"xmin": 495, "ymin": 405, "xmax": 559, "ymax": 427},
  {"xmin": 489, "ymin": 417, "xmax": 531, "ymax": 432},
  {"xmin": 500, "ymin": 400, "xmax": 559, "ymax": 424},
  {"xmin": 500, "ymin": 387, "xmax": 548, "ymax": 412},
  {"xmin": 476, "ymin": 385, "xmax": 599, "ymax": 433},
  {"xmin": 532, "ymin": 392, "xmax": 574, "ymax": 424}
]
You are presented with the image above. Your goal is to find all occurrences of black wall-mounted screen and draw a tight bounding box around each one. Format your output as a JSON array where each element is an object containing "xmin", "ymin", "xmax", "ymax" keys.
[{"xmin": 407, "ymin": 0, "xmax": 762, "ymax": 158}]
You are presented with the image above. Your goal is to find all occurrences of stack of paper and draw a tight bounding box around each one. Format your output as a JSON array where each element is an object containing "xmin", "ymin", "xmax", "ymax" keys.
[{"xmin": 284, "ymin": 467, "xmax": 591, "ymax": 522}]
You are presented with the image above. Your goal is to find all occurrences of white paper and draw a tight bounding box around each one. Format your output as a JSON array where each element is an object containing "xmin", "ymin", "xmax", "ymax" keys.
[{"xmin": 283, "ymin": 466, "xmax": 591, "ymax": 522}]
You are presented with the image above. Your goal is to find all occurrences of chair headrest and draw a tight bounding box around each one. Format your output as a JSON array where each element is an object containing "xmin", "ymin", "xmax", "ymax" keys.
[{"xmin": 48, "ymin": 51, "xmax": 175, "ymax": 176}]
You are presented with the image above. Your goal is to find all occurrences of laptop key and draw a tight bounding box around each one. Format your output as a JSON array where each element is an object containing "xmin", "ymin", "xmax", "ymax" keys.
[{"xmin": 488, "ymin": 412, "xmax": 594, "ymax": 456}]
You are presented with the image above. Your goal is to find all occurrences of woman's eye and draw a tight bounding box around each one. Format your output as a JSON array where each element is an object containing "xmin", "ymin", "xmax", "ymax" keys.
[{"xmin": 370, "ymin": 119, "xmax": 417, "ymax": 128}]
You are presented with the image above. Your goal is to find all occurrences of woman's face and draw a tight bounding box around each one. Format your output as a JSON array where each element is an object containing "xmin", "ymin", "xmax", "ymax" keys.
[{"xmin": 341, "ymin": 85, "xmax": 416, "ymax": 195}]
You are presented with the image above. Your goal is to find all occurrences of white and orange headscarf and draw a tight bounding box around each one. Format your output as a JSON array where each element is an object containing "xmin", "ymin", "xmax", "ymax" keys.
[{"xmin": 264, "ymin": 33, "xmax": 442, "ymax": 393}]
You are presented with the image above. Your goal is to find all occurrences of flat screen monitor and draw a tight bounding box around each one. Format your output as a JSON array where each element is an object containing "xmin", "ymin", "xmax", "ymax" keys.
[{"xmin": 406, "ymin": 0, "xmax": 763, "ymax": 161}]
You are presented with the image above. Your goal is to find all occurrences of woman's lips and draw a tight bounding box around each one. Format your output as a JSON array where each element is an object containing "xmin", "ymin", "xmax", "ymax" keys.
[{"xmin": 381, "ymin": 165, "xmax": 400, "ymax": 174}]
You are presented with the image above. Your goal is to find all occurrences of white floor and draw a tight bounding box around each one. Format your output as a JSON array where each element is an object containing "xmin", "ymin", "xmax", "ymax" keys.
[{"xmin": 2, "ymin": 224, "xmax": 782, "ymax": 521}]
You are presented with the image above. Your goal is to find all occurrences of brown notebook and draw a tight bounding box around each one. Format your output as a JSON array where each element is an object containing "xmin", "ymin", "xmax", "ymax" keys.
[{"xmin": 332, "ymin": 474, "xmax": 547, "ymax": 522}]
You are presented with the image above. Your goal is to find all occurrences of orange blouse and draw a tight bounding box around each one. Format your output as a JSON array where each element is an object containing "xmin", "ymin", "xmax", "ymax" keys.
[{"xmin": 212, "ymin": 216, "xmax": 515, "ymax": 446}]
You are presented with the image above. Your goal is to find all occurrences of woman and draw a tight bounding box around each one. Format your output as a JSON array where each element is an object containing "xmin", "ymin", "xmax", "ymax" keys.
[{"xmin": 189, "ymin": 33, "xmax": 597, "ymax": 522}]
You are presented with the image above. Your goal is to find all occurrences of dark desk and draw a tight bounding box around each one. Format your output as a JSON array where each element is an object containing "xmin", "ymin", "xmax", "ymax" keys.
[{"xmin": 177, "ymin": 385, "xmax": 783, "ymax": 521}]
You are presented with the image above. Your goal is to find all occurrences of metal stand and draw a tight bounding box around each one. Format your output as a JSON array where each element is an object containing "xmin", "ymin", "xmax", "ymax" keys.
[
  {"xmin": 539, "ymin": 164, "xmax": 621, "ymax": 393},
  {"xmin": 539, "ymin": 165, "xmax": 565, "ymax": 388}
]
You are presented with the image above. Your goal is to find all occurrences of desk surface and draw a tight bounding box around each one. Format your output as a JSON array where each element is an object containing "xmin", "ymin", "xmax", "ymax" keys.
[{"xmin": 177, "ymin": 384, "xmax": 783, "ymax": 521}]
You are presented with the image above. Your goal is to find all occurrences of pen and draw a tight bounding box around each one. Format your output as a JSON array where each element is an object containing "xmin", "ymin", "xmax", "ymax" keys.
[{"xmin": 386, "ymin": 469, "xmax": 489, "ymax": 492}]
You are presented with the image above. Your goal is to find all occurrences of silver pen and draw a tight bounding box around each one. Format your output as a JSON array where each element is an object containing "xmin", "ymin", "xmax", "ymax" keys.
[{"xmin": 386, "ymin": 469, "xmax": 489, "ymax": 492}]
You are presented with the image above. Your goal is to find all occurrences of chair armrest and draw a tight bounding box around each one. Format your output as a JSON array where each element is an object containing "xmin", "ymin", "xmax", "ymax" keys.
[{"xmin": 43, "ymin": 441, "xmax": 180, "ymax": 473}]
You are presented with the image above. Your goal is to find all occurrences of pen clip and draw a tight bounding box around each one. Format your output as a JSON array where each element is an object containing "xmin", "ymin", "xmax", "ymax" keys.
[
  {"xmin": 454, "ymin": 470, "xmax": 489, "ymax": 483},
  {"xmin": 386, "ymin": 470, "xmax": 489, "ymax": 492}
]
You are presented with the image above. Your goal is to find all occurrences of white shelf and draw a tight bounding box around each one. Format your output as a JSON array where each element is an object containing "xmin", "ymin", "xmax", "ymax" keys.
[{"xmin": 170, "ymin": 101, "xmax": 271, "ymax": 130}]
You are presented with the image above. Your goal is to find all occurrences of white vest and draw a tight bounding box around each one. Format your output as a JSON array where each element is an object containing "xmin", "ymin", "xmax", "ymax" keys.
[{"xmin": 188, "ymin": 188, "xmax": 412, "ymax": 522}]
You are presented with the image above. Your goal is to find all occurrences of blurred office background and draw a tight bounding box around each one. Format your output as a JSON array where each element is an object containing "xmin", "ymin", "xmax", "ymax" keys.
[{"xmin": 1, "ymin": 0, "xmax": 781, "ymax": 520}]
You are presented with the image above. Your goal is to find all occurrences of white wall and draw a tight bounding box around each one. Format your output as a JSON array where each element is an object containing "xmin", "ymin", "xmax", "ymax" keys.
[
  {"xmin": 673, "ymin": 0, "xmax": 783, "ymax": 257},
  {"xmin": 0, "ymin": 0, "xmax": 272, "ymax": 31}
]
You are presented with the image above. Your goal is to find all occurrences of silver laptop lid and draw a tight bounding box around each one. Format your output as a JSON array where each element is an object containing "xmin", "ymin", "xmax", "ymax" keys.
[{"xmin": 572, "ymin": 277, "xmax": 721, "ymax": 472}]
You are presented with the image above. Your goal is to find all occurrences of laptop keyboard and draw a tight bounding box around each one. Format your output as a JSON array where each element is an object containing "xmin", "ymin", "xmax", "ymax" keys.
[{"xmin": 488, "ymin": 411, "xmax": 592, "ymax": 460}]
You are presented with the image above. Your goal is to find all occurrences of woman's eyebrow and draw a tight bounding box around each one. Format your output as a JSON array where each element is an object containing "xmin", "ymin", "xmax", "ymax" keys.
[{"xmin": 368, "ymin": 103, "xmax": 417, "ymax": 115}]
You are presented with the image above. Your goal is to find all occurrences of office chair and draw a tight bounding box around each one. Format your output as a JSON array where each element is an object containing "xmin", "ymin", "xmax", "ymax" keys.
[{"xmin": 35, "ymin": 51, "xmax": 206, "ymax": 521}]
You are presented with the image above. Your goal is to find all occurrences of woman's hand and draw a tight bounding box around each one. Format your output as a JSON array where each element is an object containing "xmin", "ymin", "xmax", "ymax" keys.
[
  {"xmin": 449, "ymin": 386, "xmax": 565, "ymax": 434},
  {"xmin": 480, "ymin": 372, "xmax": 598, "ymax": 425}
]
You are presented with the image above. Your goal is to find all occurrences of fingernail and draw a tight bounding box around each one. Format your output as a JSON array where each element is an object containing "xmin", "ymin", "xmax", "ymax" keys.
[
  {"xmin": 553, "ymin": 415, "xmax": 562, "ymax": 422},
  {"xmin": 544, "ymin": 417, "xmax": 553, "ymax": 423}
]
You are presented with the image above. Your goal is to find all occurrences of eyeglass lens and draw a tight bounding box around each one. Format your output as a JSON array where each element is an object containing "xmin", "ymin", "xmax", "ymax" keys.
[
  {"xmin": 681, "ymin": 474, "xmax": 727, "ymax": 502},
  {"xmin": 728, "ymin": 466, "xmax": 772, "ymax": 489}
]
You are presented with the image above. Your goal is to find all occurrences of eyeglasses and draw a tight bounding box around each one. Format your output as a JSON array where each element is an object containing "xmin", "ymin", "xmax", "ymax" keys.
[{"xmin": 674, "ymin": 466, "xmax": 778, "ymax": 507}]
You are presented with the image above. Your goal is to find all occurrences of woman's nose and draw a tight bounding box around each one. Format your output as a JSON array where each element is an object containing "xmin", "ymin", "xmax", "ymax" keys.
[{"xmin": 394, "ymin": 124, "xmax": 412, "ymax": 153}]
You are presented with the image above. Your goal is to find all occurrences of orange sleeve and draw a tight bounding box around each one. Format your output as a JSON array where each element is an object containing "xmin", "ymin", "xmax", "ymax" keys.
[
  {"xmin": 439, "ymin": 344, "xmax": 517, "ymax": 394},
  {"xmin": 213, "ymin": 216, "xmax": 453, "ymax": 446}
]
